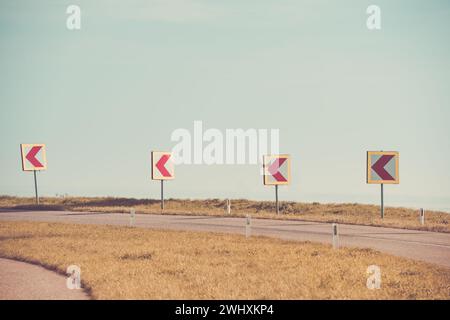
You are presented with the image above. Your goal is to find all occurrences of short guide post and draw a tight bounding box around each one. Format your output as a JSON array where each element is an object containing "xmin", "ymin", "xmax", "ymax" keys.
[
  {"xmin": 245, "ymin": 214, "xmax": 251, "ymax": 238},
  {"xmin": 332, "ymin": 223, "xmax": 339, "ymax": 249},
  {"xmin": 130, "ymin": 208, "xmax": 135, "ymax": 226}
]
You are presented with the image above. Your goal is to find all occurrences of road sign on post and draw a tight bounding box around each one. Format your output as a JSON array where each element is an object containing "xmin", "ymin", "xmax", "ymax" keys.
[
  {"xmin": 263, "ymin": 154, "xmax": 291, "ymax": 214},
  {"xmin": 367, "ymin": 151, "xmax": 399, "ymax": 219},
  {"xmin": 21, "ymin": 144, "xmax": 47, "ymax": 171},
  {"xmin": 20, "ymin": 144, "xmax": 47, "ymax": 205},
  {"xmin": 151, "ymin": 151, "xmax": 174, "ymax": 211}
]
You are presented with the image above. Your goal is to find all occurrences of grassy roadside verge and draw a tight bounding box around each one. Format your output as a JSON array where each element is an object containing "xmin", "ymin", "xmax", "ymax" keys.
[
  {"xmin": 1, "ymin": 196, "xmax": 449, "ymax": 233},
  {"xmin": 0, "ymin": 221, "xmax": 449, "ymax": 299}
]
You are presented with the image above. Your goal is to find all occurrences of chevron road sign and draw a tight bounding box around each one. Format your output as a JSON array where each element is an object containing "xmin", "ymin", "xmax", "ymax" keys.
[
  {"xmin": 263, "ymin": 155, "xmax": 291, "ymax": 186},
  {"xmin": 20, "ymin": 144, "xmax": 47, "ymax": 171},
  {"xmin": 152, "ymin": 151, "xmax": 174, "ymax": 180},
  {"xmin": 367, "ymin": 151, "xmax": 399, "ymax": 184}
]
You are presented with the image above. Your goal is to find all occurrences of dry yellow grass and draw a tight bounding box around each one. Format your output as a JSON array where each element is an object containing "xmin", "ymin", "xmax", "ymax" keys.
[
  {"xmin": 0, "ymin": 221, "xmax": 449, "ymax": 299},
  {"xmin": 1, "ymin": 196, "xmax": 449, "ymax": 233}
]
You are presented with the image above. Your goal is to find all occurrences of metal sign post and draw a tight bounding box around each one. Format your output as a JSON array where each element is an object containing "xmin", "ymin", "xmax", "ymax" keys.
[
  {"xmin": 380, "ymin": 183, "xmax": 384, "ymax": 219},
  {"xmin": 161, "ymin": 180, "xmax": 164, "ymax": 210},
  {"xmin": 275, "ymin": 185, "xmax": 279, "ymax": 215},
  {"xmin": 33, "ymin": 170, "xmax": 39, "ymax": 205}
]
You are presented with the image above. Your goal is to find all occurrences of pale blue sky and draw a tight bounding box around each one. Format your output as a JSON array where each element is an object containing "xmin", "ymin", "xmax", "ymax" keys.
[{"xmin": 1, "ymin": 1, "xmax": 449, "ymax": 211}]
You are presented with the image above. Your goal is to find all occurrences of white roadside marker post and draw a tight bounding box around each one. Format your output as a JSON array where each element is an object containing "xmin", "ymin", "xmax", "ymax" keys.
[
  {"xmin": 332, "ymin": 223, "xmax": 339, "ymax": 249},
  {"xmin": 130, "ymin": 208, "xmax": 135, "ymax": 227},
  {"xmin": 419, "ymin": 208, "xmax": 425, "ymax": 225},
  {"xmin": 246, "ymin": 214, "xmax": 251, "ymax": 238},
  {"xmin": 226, "ymin": 199, "xmax": 231, "ymax": 214}
]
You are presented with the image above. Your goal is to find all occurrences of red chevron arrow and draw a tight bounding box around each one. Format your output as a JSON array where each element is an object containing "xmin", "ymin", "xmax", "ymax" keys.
[
  {"xmin": 156, "ymin": 154, "xmax": 171, "ymax": 177},
  {"xmin": 25, "ymin": 146, "xmax": 43, "ymax": 168},
  {"xmin": 372, "ymin": 155, "xmax": 394, "ymax": 180},
  {"xmin": 268, "ymin": 158, "xmax": 287, "ymax": 182}
]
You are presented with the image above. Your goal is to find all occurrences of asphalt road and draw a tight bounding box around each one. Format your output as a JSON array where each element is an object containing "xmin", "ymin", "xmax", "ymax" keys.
[
  {"xmin": 1, "ymin": 210, "xmax": 450, "ymax": 268},
  {"xmin": 0, "ymin": 258, "xmax": 89, "ymax": 300}
]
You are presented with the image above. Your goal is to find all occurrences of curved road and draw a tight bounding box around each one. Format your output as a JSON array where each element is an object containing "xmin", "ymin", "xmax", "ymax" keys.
[
  {"xmin": 0, "ymin": 258, "xmax": 89, "ymax": 300},
  {"xmin": 1, "ymin": 210, "xmax": 450, "ymax": 268}
]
